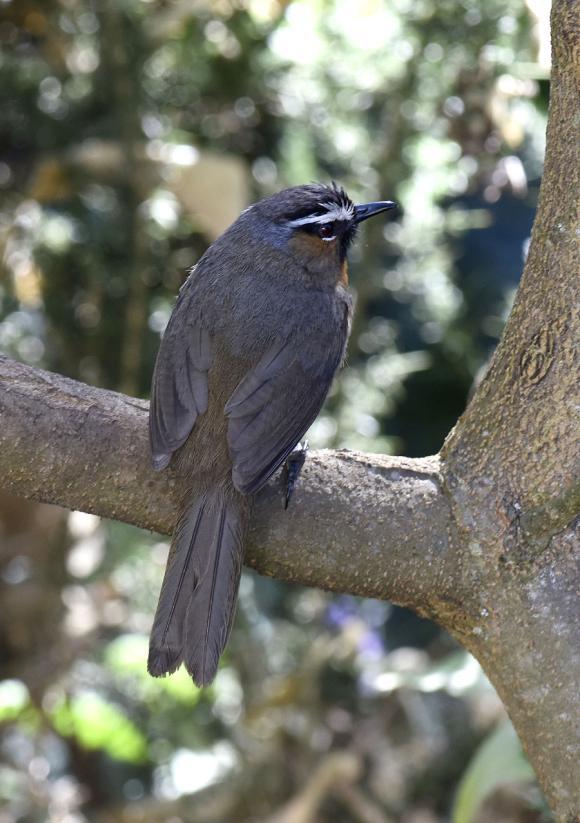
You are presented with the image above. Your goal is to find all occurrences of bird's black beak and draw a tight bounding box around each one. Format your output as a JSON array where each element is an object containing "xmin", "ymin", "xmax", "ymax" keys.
[{"xmin": 354, "ymin": 200, "xmax": 398, "ymax": 224}]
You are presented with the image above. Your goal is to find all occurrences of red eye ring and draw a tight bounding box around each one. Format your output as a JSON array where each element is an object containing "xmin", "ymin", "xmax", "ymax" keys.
[{"xmin": 319, "ymin": 223, "xmax": 335, "ymax": 239}]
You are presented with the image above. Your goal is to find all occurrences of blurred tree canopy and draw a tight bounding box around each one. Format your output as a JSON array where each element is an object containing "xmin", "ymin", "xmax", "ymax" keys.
[{"xmin": 0, "ymin": 1, "xmax": 552, "ymax": 821}]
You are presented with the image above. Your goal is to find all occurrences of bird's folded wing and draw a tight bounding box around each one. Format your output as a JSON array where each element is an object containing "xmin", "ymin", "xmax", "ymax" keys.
[
  {"xmin": 225, "ymin": 320, "xmax": 347, "ymax": 495},
  {"xmin": 149, "ymin": 289, "xmax": 212, "ymax": 470}
]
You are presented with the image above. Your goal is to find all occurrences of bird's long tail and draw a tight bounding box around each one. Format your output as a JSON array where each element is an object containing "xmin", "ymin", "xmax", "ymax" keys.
[{"xmin": 148, "ymin": 488, "xmax": 249, "ymax": 686}]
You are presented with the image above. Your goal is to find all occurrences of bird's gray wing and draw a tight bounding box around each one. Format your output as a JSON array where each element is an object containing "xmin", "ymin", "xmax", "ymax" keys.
[
  {"xmin": 225, "ymin": 311, "xmax": 348, "ymax": 495},
  {"xmin": 149, "ymin": 286, "xmax": 211, "ymax": 470}
]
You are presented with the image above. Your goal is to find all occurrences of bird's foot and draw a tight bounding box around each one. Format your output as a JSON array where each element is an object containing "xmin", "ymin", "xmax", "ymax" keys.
[{"xmin": 283, "ymin": 441, "xmax": 309, "ymax": 509}]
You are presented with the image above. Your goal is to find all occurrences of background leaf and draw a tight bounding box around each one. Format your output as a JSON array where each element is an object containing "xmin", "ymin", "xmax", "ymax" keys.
[{"xmin": 453, "ymin": 720, "xmax": 536, "ymax": 823}]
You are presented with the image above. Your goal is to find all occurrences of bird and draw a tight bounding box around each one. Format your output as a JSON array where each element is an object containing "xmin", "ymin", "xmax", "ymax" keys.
[{"xmin": 147, "ymin": 182, "xmax": 397, "ymax": 686}]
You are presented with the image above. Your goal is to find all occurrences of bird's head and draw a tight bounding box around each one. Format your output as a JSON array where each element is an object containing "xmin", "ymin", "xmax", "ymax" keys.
[{"xmin": 250, "ymin": 183, "xmax": 397, "ymax": 284}]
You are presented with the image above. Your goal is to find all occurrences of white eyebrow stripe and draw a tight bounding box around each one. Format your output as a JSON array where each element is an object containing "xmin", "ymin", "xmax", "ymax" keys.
[{"xmin": 287, "ymin": 203, "xmax": 355, "ymax": 227}]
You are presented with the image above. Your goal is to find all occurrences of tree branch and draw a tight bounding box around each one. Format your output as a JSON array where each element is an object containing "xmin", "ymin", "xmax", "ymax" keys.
[
  {"xmin": 437, "ymin": 1, "xmax": 580, "ymax": 815},
  {"xmin": 0, "ymin": 355, "xmax": 461, "ymax": 620}
]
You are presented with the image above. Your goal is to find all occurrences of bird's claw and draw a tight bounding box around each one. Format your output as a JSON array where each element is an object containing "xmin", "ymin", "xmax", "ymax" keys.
[{"xmin": 283, "ymin": 441, "xmax": 309, "ymax": 509}]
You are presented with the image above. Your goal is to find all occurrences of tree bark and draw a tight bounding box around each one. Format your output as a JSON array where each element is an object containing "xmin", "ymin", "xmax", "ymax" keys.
[
  {"xmin": 438, "ymin": 3, "xmax": 580, "ymax": 816},
  {"xmin": 0, "ymin": 0, "xmax": 578, "ymax": 818},
  {"xmin": 0, "ymin": 355, "xmax": 461, "ymax": 613}
]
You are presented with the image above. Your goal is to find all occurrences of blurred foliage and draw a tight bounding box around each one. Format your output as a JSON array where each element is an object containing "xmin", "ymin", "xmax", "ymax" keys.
[
  {"xmin": 453, "ymin": 722, "xmax": 537, "ymax": 823},
  {"xmin": 0, "ymin": 0, "xmax": 553, "ymax": 821}
]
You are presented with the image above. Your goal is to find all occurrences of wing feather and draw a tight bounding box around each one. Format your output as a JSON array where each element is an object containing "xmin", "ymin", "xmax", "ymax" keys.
[
  {"xmin": 225, "ymin": 311, "xmax": 348, "ymax": 495},
  {"xmin": 149, "ymin": 288, "xmax": 211, "ymax": 470}
]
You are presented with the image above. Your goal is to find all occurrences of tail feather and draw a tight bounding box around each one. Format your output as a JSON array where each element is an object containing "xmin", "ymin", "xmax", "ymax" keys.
[
  {"xmin": 147, "ymin": 497, "xmax": 206, "ymax": 677},
  {"xmin": 148, "ymin": 490, "xmax": 247, "ymax": 686},
  {"xmin": 184, "ymin": 501, "xmax": 244, "ymax": 685}
]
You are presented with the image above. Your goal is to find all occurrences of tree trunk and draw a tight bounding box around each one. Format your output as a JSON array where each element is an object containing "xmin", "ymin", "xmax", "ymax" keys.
[{"xmin": 0, "ymin": 0, "xmax": 578, "ymax": 817}]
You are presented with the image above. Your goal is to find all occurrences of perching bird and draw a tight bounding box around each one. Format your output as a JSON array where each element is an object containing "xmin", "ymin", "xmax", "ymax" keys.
[{"xmin": 148, "ymin": 183, "xmax": 396, "ymax": 686}]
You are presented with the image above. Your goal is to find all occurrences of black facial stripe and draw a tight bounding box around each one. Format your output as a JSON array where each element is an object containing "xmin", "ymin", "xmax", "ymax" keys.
[
  {"xmin": 298, "ymin": 219, "xmax": 349, "ymax": 236},
  {"xmin": 300, "ymin": 222, "xmax": 331, "ymax": 236}
]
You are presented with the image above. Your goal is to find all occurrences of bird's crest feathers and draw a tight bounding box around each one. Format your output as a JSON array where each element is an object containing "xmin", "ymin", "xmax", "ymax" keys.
[{"xmin": 255, "ymin": 181, "xmax": 355, "ymax": 227}]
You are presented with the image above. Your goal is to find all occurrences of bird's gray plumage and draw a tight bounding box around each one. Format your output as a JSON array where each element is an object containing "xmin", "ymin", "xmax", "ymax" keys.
[
  {"xmin": 149, "ymin": 300, "xmax": 212, "ymax": 471},
  {"xmin": 225, "ymin": 327, "xmax": 348, "ymax": 495},
  {"xmin": 148, "ymin": 183, "xmax": 395, "ymax": 686},
  {"xmin": 148, "ymin": 490, "xmax": 245, "ymax": 685}
]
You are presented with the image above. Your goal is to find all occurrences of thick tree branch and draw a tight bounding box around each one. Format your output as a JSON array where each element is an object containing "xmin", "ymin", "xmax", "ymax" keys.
[
  {"xmin": 441, "ymin": 2, "xmax": 579, "ymax": 549},
  {"xmin": 0, "ymin": 355, "xmax": 461, "ymax": 620},
  {"xmin": 438, "ymin": 1, "xmax": 580, "ymax": 816}
]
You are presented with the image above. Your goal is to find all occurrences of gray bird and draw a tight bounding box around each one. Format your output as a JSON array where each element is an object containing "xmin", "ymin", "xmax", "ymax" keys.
[{"xmin": 148, "ymin": 183, "xmax": 396, "ymax": 686}]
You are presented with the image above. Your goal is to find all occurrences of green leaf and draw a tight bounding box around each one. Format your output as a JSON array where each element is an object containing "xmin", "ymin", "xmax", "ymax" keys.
[
  {"xmin": 104, "ymin": 633, "xmax": 202, "ymax": 704},
  {"xmin": 0, "ymin": 680, "xmax": 30, "ymax": 722},
  {"xmin": 453, "ymin": 721, "xmax": 536, "ymax": 823},
  {"xmin": 105, "ymin": 633, "xmax": 150, "ymax": 674},
  {"xmin": 51, "ymin": 692, "xmax": 148, "ymax": 764}
]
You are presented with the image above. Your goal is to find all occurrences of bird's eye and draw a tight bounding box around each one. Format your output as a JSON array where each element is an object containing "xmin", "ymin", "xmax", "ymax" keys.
[{"xmin": 318, "ymin": 222, "xmax": 336, "ymax": 240}]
